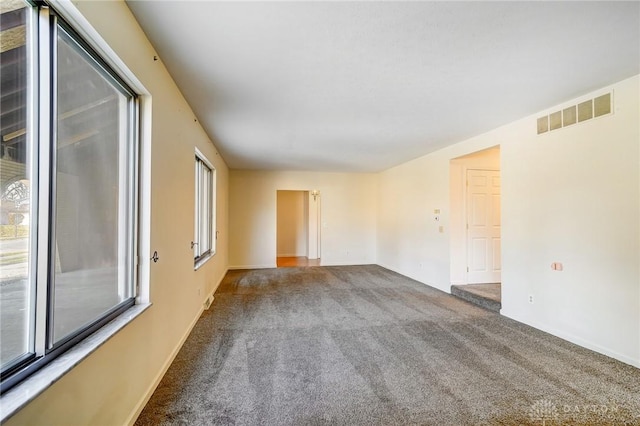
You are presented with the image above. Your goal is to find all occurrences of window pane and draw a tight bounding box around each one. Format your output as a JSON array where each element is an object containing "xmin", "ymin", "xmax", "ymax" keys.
[
  {"xmin": 52, "ymin": 26, "xmax": 132, "ymax": 343},
  {"xmin": 210, "ymin": 168, "xmax": 216, "ymax": 254},
  {"xmin": 194, "ymin": 160, "xmax": 200, "ymax": 257},
  {"xmin": 200, "ymin": 167, "xmax": 210, "ymax": 254},
  {"xmin": 0, "ymin": 0, "xmax": 33, "ymax": 368}
]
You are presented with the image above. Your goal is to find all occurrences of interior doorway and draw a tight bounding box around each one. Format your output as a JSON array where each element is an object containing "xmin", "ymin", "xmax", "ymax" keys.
[
  {"xmin": 449, "ymin": 147, "xmax": 501, "ymax": 311},
  {"xmin": 276, "ymin": 190, "xmax": 321, "ymax": 267}
]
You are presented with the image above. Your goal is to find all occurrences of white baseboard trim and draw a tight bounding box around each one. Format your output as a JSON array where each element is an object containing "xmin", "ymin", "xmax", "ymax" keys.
[
  {"xmin": 376, "ymin": 262, "xmax": 450, "ymax": 293},
  {"xmin": 502, "ymin": 311, "xmax": 640, "ymax": 369},
  {"xmin": 126, "ymin": 270, "xmax": 228, "ymax": 425},
  {"xmin": 203, "ymin": 269, "xmax": 227, "ymax": 309},
  {"xmin": 126, "ymin": 303, "xmax": 204, "ymax": 426},
  {"xmin": 376, "ymin": 262, "xmax": 394, "ymax": 270},
  {"xmin": 228, "ymin": 264, "xmax": 276, "ymax": 270},
  {"xmin": 320, "ymin": 260, "xmax": 374, "ymax": 266}
]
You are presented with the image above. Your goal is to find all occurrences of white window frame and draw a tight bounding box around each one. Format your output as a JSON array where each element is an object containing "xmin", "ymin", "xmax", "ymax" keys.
[
  {"xmin": 194, "ymin": 149, "xmax": 216, "ymax": 269},
  {"xmin": 0, "ymin": 0, "xmax": 150, "ymax": 417}
]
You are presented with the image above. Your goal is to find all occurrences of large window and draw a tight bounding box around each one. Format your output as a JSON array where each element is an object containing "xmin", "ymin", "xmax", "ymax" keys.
[
  {"xmin": 194, "ymin": 151, "xmax": 215, "ymax": 267},
  {"xmin": 0, "ymin": 1, "xmax": 138, "ymax": 393}
]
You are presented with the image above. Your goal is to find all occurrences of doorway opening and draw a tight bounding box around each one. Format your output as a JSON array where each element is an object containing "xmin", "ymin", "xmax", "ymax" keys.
[
  {"xmin": 276, "ymin": 190, "xmax": 321, "ymax": 268},
  {"xmin": 449, "ymin": 146, "xmax": 501, "ymax": 312}
]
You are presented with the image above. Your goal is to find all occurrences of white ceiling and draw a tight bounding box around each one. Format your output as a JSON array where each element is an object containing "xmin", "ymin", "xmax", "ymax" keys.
[{"xmin": 126, "ymin": 1, "xmax": 639, "ymax": 172}]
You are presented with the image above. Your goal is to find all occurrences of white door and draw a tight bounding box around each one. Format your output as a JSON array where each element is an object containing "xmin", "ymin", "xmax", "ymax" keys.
[{"xmin": 466, "ymin": 169, "xmax": 501, "ymax": 283}]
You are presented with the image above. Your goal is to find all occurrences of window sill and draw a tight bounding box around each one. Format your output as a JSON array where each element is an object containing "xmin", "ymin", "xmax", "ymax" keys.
[
  {"xmin": 194, "ymin": 251, "xmax": 215, "ymax": 271},
  {"xmin": 0, "ymin": 303, "xmax": 151, "ymax": 423}
]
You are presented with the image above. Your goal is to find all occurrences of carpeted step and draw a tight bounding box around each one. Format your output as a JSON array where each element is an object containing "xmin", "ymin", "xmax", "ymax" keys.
[{"xmin": 451, "ymin": 284, "xmax": 501, "ymax": 313}]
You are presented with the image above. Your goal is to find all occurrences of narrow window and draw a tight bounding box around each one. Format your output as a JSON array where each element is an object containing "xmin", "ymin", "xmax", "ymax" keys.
[{"xmin": 194, "ymin": 151, "xmax": 215, "ymax": 267}]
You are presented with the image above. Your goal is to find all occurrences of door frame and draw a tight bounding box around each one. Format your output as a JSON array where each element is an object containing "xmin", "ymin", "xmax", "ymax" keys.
[
  {"xmin": 275, "ymin": 189, "xmax": 321, "ymax": 261},
  {"xmin": 306, "ymin": 190, "xmax": 321, "ymax": 260},
  {"xmin": 449, "ymin": 146, "xmax": 501, "ymax": 285}
]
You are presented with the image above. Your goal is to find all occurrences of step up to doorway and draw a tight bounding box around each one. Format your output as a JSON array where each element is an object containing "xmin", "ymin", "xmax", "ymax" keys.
[{"xmin": 451, "ymin": 283, "xmax": 501, "ymax": 313}]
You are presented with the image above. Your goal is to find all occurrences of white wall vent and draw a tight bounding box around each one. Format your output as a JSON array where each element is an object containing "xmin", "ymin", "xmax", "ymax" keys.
[{"xmin": 537, "ymin": 92, "xmax": 612, "ymax": 135}]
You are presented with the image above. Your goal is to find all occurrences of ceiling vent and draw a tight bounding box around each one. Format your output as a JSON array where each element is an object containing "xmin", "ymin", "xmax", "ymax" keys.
[{"xmin": 537, "ymin": 92, "xmax": 612, "ymax": 135}]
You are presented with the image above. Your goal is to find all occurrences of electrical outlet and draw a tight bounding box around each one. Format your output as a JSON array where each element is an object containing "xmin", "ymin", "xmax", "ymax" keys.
[{"xmin": 528, "ymin": 294, "xmax": 534, "ymax": 304}]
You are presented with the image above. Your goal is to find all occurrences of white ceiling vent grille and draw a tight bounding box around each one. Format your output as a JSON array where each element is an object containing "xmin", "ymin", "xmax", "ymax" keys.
[{"xmin": 537, "ymin": 92, "xmax": 612, "ymax": 135}]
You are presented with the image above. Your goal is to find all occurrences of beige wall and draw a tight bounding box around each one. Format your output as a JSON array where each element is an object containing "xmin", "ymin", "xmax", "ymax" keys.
[
  {"xmin": 4, "ymin": 1, "xmax": 229, "ymax": 425},
  {"xmin": 276, "ymin": 190, "xmax": 308, "ymax": 257},
  {"xmin": 378, "ymin": 75, "xmax": 639, "ymax": 367},
  {"xmin": 230, "ymin": 170, "xmax": 377, "ymax": 268}
]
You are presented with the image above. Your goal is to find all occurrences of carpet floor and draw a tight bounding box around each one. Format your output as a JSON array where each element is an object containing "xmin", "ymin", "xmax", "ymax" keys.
[
  {"xmin": 453, "ymin": 283, "xmax": 501, "ymax": 303},
  {"xmin": 135, "ymin": 265, "xmax": 640, "ymax": 425},
  {"xmin": 451, "ymin": 284, "xmax": 501, "ymax": 313}
]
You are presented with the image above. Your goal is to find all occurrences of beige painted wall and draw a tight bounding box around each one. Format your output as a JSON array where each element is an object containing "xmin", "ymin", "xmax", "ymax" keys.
[
  {"xmin": 230, "ymin": 170, "xmax": 377, "ymax": 268},
  {"xmin": 277, "ymin": 190, "xmax": 308, "ymax": 257},
  {"xmin": 378, "ymin": 75, "xmax": 639, "ymax": 367},
  {"xmin": 4, "ymin": 1, "xmax": 229, "ymax": 425}
]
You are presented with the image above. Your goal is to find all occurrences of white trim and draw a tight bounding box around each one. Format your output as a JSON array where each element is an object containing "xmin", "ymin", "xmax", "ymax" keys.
[
  {"xmin": 377, "ymin": 262, "xmax": 450, "ymax": 293},
  {"xmin": 194, "ymin": 147, "xmax": 214, "ymax": 170},
  {"xmin": 194, "ymin": 149, "xmax": 216, "ymax": 267},
  {"xmin": 126, "ymin": 270, "xmax": 227, "ymax": 425},
  {"xmin": 228, "ymin": 264, "xmax": 277, "ymax": 270},
  {"xmin": 125, "ymin": 304, "xmax": 202, "ymax": 426},
  {"xmin": 501, "ymin": 311, "xmax": 640, "ymax": 369},
  {"xmin": 194, "ymin": 252, "xmax": 214, "ymax": 270},
  {"xmin": 205, "ymin": 269, "xmax": 226, "ymax": 305},
  {"xmin": 47, "ymin": 0, "xmax": 148, "ymax": 96},
  {"xmin": 1, "ymin": 304, "xmax": 151, "ymax": 424},
  {"xmin": 136, "ymin": 95, "xmax": 152, "ymax": 305}
]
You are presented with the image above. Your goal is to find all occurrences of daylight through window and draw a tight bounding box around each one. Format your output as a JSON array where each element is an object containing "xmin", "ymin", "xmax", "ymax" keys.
[
  {"xmin": 194, "ymin": 152, "xmax": 216, "ymax": 266},
  {"xmin": 0, "ymin": 1, "xmax": 139, "ymax": 393}
]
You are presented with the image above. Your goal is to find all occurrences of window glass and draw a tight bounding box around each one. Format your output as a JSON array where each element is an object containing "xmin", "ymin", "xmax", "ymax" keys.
[
  {"xmin": 200, "ymin": 165, "xmax": 211, "ymax": 254},
  {"xmin": 0, "ymin": 2, "xmax": 138, "ymax": 391},
  {"xmin": 0, "ymin": 0, "xmax": 33, "ymax": 369},
  {"xmin": 194, "ymin": 155, "xmax": 215, "ymax": 264},
  {"xmin": 52, "ymin": 26, "xmax": 134, "ymax": 343}
]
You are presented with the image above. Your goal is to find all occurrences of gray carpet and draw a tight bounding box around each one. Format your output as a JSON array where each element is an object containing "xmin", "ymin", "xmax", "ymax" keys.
[
  {"xmin": 451, "ymin": 284, "xmax": 501, "ymax": 313},
  {"xmin": 135, "ymin": 265, "xmax": 640, "ymax": 425}
]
